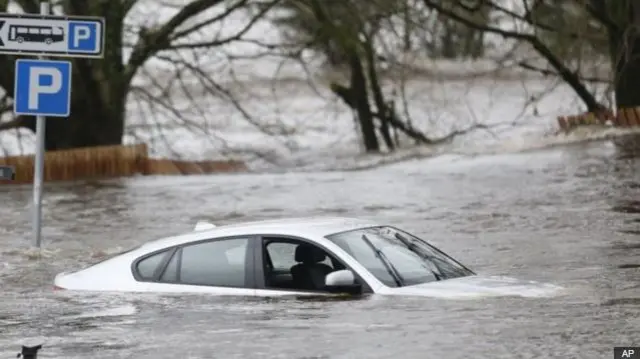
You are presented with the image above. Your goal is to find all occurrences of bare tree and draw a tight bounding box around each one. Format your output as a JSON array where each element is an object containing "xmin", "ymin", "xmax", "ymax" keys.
[
  {"xmin": 0, "ymin": 0, "xmax": 278, "ymax": 152},
  {"xmin": 267, "ymin": 0, "xmax": 494, "ymax": 153},
  {"xmin": 421, "ymin": 0, "xmax": 640, "ymax": 115}
]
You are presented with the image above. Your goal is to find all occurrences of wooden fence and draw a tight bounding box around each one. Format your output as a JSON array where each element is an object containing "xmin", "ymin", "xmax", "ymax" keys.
[
  {"xmin": 0, "ymin": 143, "xmax": 246, "ymax": 184},
  {"xmin": 557, "ymin": 107, "xmax": 640, "ymax": 133}
]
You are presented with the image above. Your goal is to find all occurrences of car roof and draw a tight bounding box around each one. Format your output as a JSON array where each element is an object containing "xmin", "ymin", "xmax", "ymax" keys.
[
  {"xmin": 138, "ymin": 216, "xmax": 379, "ymax": 252},
  {"xmin": 202, "ymin": 216, "xmax": 377, "ymax": 234}
]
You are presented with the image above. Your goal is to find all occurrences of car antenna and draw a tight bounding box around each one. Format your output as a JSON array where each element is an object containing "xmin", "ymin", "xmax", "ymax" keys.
[{"xmin": 193, "ymin": 220, "xmax": 216, "ymax": 231}]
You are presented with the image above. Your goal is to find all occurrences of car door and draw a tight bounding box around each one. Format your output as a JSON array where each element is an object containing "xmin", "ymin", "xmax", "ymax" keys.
[
  {"xmin": 252, "ymin": 235, "xmax": 373, "ymax": 296},
  {"xmin": 132, "ymin": 235, "xmax": 258, "ymax": 295}
]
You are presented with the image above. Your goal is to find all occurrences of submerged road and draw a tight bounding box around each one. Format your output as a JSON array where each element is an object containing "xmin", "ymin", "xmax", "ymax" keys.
[{"xmin": 1, "ymin": 139, "xmax": 639, "ymax": 358}]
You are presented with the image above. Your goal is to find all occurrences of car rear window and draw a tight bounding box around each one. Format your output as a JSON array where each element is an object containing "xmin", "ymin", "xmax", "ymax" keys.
[{"xmin": 136, "ymin": 249, "xmax": 171, "ymax": 280}]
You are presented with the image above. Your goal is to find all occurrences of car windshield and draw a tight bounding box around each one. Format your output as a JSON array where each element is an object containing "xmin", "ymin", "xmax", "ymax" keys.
[{"xmin": 326, "ymin": 226, "xmax": 474, "ymax": 287}]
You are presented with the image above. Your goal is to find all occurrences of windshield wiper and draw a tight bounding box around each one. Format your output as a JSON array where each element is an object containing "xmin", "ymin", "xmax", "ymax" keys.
[
  {"xmin": 395, "ymin": 232, "xmax": 475, "ymax": 276},
  {"xmin": 394, "ymin": 232, "xmax": 442, "ymax": 281},
  {"xmin": 361, "ymin": 234, "xmax": 404, "ymax": 287}
]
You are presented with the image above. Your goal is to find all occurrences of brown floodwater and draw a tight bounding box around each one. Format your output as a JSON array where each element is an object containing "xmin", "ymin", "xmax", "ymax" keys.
[{"xmin": 1, "ymin": 139, "xmax": 639, "ymax": 358}]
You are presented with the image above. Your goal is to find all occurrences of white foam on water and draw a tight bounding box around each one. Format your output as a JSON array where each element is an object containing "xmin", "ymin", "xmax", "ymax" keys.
[
  {"xmin": 206, "ymin": 328, "xmax": 245, "ymax": 334},
  {"xmin": 0, "ymin": 247, "xmax": 63, "ymax": 260},
  {"xmin": 470, "ymin": 126, "xmax": 640, "ymax": 156},
  {"xmin": 62, "ymin": 304, "xmax": 138, "ymax": 320},
  {"xmin": 385, "ymin": 275, "xmax": 567, "ymax": 300}
]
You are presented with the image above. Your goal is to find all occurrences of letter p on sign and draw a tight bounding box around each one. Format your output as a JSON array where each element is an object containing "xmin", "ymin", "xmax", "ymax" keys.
[
  {"xmin": 29, "ymin": 67, "xmax": 62, "ymax": 110},
  {"xmin": 73, "ymin": 25, "xmax": 90, "ymax": 47}
]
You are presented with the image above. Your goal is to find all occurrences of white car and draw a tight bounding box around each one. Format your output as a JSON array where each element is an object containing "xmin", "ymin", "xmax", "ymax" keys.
[{"xmin": 54, "ymin": 217, "xmax": 563, "ymax": 298}]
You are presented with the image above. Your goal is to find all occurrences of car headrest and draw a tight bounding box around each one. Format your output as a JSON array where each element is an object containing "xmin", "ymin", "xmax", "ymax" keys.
[{"xmin": 295, "ymin": 244, "xmax": 326, "ymax": 263}]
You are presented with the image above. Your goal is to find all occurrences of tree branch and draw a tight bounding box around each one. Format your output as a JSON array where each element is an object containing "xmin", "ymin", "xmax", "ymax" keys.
[
  {"xmin": 422, "ymin": 0, "xmax": 605, "ymax": 111},
  {"xmin": 583, "ymin": 0, "xmax": 620, "ymax": 34},
  {"xmin": 169, "ymin": 0, "xmax": 250, "ymax": 41},
  {"xmin": 484, "ymin": 0, "xmax": 586, "ymax": 40},
  {"xmin": 123, "ymin": 0, "xmax": 227, "ymax": 86},
  {"xmin": 0, "ymin": 117, "xmax": 27, "ymax": 132},
  {"xmin": 153, "ymin": 54, "xmax": 265, "ymax": 133},
  {"xmin": 123, "ymin": 0, "xmax": 137, "ymax": 14},
  {"xmin": 518, "ymin": 61, "xmax": 609, "ymax": 83},
  {"xmin": 423, "ymin": 0, "xmax": 533, "ymax": 40},
  {"xmin": 66, "ymin": 0, "xmax": 89, "ymax": 14},
  {"xmin": 169, "ymin": 0, "xmax": 277, "ymax": 50}
]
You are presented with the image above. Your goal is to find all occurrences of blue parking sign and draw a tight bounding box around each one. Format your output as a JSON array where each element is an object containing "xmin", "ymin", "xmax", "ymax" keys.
[
  {"xmin": 14, "ymin": 59, "xmax": 72, "ymax": 117},
  {"xmin": 68, "ymin": 21, "xmax": 100, "ymax": 53}
]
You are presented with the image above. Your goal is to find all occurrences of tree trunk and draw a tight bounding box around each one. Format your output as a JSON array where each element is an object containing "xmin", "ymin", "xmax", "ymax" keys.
[
  {"xmin": 609, "ymin": 1, "xmax": 640, "ymax": 153},
  {"xmin": 441, "ymin": 20, "xmax": 457, "ymax": 58},
  {"xmin": 612, "ymin": 2, "xmax": 640, "ymax": 108},
  {"xmin": 613, "ymin": 46, "xmax": 640, "ymax": 109},
  {"xmin": 43, "ymin": 95, "xmax": 125, "ymax": 150},
  {"xmin": 20, "ymin": 96, "xmax": 126, "ymax": 150},
  {"xmin": 363, "ymin": 38, "xmax": 394, "ymax": 151},
  {"xmin": 403, "ymin": 0, "xmax": 412, "ymax": 51},
  {"xmin": 347, "ymin": 52, "xmax": 379, "ymax": 152}
]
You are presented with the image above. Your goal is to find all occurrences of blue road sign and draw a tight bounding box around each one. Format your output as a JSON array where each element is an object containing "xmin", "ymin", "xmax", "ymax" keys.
[
  {"xmin": 0, "ymin": 13, "xmax": 104, "ymax": 58},
  {"xmin": 68, "ymin": 21, "xmax": 100, "ymax": 54},
  {"xmin": 14, "ymin": 59, "xmax": 72, "ymax": 117}
]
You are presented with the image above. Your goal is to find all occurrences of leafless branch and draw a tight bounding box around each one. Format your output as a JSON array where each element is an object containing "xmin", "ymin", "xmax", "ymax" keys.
[
  {"xmin": 581, "ymin": 0, "xmax": 619, "ymax": 34},
  {"xmin": 129, "ymin": 88, "xmax": 181, "ymax": 159},
  {"xmin": 170, "ymin": 0, "xmax": 251, "ymax": 41},
  {"xmin": 421, "ymin": 0, "xmax": 604, "ymax": 111},
  {"xmin": 0, "ymin": 117, "xmax": 24, "ymax": 132},
  {"xmin": 169, "ymin": 1, "xmax": 279, "ymax": 50},
  {"xmin": 518, "ymin": 61, "xmax": 610, "ymax": 83},
  {"xmin": 123, "ymin": 0, "xmax": 138, "ymax": 14},
  {"xmin": 125, "ymin": 0, "xmax": 228, "ymax": 85}
]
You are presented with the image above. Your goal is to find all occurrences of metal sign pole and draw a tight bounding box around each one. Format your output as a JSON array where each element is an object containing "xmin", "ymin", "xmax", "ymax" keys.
[
  {"xmin": 31, "ymin": 1, "xmax": 50, "ymax": 249},
  {"xmin": 1, "ymin": 2, "xmax": 105, "ymax": 249}
]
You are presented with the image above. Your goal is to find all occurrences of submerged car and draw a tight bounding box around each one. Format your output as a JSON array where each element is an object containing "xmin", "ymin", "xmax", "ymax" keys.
[{"xmin": 54, "ymin": 217, "xmax": 563, "ymax": 298}]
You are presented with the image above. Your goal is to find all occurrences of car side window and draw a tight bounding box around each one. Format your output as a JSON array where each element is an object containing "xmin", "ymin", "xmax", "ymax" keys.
[
  {"xmin": 263, "ymin": 238, "xmax": 351, "ymax": 291},
  {"xmin": 266, "ymin": 242, "xmax": 332, "ymax": 269},
  {"xmin": 136, "ymin": 249, "xmax": 170, "ymax": 280},
  {"xmin": 178, "ymin": 237, "xmax": 249, "ymax": 287},
  {"xmin": 266, "ymin": 242, "xmax": 297, "ymax": 269},
  {"xmin": 160, "ymin": 249, "xmax": 180, "ymax": 282}
]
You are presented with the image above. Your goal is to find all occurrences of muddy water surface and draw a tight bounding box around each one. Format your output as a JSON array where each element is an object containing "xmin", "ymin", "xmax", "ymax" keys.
[{"xmin": 1, "ymin": 140, "xmax": 639, "ymax": 358}]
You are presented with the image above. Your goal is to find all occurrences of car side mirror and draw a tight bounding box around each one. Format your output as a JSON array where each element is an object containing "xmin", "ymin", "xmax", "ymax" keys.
[{"xmin": 324, "ymin": 269, "xmax": 362, "ymax": 295}]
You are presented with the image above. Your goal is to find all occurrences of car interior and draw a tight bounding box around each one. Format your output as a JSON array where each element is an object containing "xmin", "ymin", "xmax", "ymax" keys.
[{"xmin": 263, "ymin": 238, "xmax": 347, "ymax": 291}]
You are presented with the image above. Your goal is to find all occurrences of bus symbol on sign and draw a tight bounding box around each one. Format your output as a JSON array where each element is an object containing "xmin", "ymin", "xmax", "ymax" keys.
[{"xmin": 8, "ymin": 24, "xmax": 64, "ymax": 45}]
